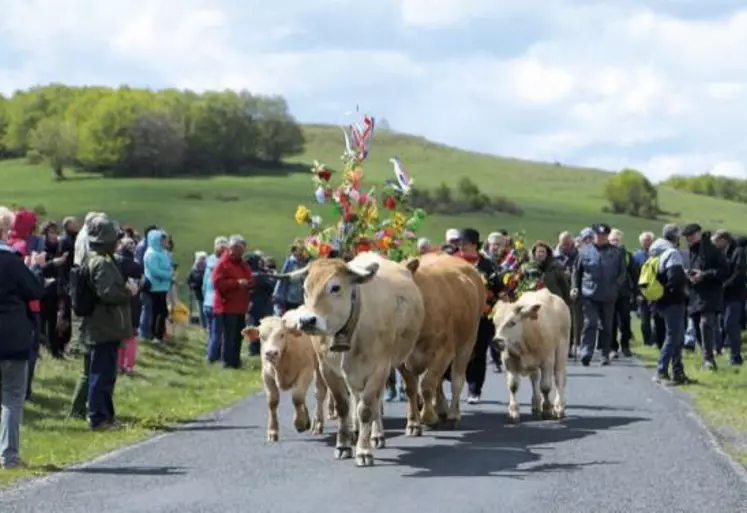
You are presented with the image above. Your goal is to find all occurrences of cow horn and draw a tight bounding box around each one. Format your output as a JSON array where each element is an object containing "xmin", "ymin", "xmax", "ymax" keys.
[{"xmin": 273, "ymin": 265, "xmax": 310, "ymax": 282}]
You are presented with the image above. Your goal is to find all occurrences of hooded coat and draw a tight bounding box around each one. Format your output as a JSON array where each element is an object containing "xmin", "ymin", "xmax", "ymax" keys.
[
  {"xmin": 525, "ymin": 241, "xmax": 571, "ymax": 304},
  {"xmin": 143, "ymin": 229, "xmax": 173, "ymax": 293},
  {"xmin": 83, "ymin": 213, "xmax": 133, "ymax": 343},
  {"xmin": 685, "ymin": 231, "xmax": 729, "ymax": 314},
  {"xmin": 8, "ymin": 209, "xmax": 43, "ymax": 314}
]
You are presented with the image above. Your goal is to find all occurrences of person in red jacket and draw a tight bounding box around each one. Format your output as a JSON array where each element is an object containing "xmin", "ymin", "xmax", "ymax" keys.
[{"xmin": 212, "ymin": 235, "xmax": 253, "ymax": 369}]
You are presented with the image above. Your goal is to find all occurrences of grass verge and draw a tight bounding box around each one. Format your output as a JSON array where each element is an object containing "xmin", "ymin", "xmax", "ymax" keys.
[
  {"xmin": 634, "ymin": 338, "xmax": 747, "ymax": 469},
  {"xmin": 0, "ymin": 328, "xmax": 262, "ymax": 488}
]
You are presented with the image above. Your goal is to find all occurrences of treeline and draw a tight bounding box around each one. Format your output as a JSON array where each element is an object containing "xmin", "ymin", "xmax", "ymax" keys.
[
  {"xmin": 0, "ymin": 84, "xmax": 305, "ymax": 179},
  {"xmin": 410, "ymin": 176, "xmax": 524, "ymax": 217},
  {"xmin": 663, "ymin": 174, "xmax": 747, "ymax": 204}
]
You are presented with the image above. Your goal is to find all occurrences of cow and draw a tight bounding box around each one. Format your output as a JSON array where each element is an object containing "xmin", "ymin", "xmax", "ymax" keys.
[
  {"xmin": 277, "ymin": 252, "xmax": 425, "ymax": 467},
  {"xmin": 401, "ymin": 253, "xmax": 484, "ymax": 433},
  {"xmin": 491, "ymin": 288, "xmax": 570, "ymax": 423},
  {"xmin": 242, "ymin": 316, "xmax": 325, "ymax": 442}
]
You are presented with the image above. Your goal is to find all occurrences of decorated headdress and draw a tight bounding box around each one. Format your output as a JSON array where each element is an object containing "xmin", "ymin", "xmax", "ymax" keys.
[{"xmin": 293, "ymin": 108, "xmax": 426, "ymax": 261}]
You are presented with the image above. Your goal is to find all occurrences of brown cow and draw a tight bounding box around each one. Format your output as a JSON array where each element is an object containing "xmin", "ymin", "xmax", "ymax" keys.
[
  {"xmin": 242, "ymin": 316, "xmax": 326, "ymax": 442},
  {"xmin": 400, "ymin": 253, "xmax": 484, "ymax": 433},
  {"xmin": 278, "ymin": 252, "xmax": 425, "ymax": 467},
  {"xmin": 491, "ymin": 288, "xmax": 571, "ymax": 422}
]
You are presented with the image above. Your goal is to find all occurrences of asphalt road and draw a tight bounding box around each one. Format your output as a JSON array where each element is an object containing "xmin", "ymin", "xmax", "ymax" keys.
[{"xmin": 3, "ymin": 357, "xmax": 747, "ymax": 513}]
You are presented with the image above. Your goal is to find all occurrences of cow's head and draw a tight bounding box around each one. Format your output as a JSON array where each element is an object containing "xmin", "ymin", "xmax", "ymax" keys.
[
  {"xmin": 283, "ymin": 258, "xmax": 378, "ymax": 346},
  {"xmin": 242, "ymin": 314, "xmax": 305, "ymax": 365},
  {"xmin": 492, "ymin": 302, "xmax": 542, "ymax": 356}
]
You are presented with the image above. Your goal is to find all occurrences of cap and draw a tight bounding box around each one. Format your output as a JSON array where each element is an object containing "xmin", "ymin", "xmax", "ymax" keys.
[
  {"xmin": 445, "ymin": 228, "xmax": 460, "ymax": 242},
  {"xmin": 580, "ymin": 227, "xmax": 594, "ymax": 239},
  {"xmin": 459, "ymin": 228, "xmax": 480, "ymax": 246},
  {"xmin": 592, "ymin": 223, "xmax": 612, "ymax": 235},
  {"xmin": 662, "ymin": 224, "xmax": 680, "ymax": 239},
  {"xmin": 487, "ymin": 232, "xmax": 503, "ymax": 243},
  {"xmin": 681, "ymin": 223, "xmax": 702, "ymax": 237}
]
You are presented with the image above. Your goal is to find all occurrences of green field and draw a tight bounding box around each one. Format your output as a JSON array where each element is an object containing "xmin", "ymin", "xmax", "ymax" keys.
[{"xmin": 3, "ymin": 124, "xmax": 747, "ymax": 283}]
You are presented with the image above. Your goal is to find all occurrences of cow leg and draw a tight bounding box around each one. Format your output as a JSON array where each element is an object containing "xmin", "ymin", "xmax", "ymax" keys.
[
  {"xmin": 399, "ymin": 364, "xmax": 422, "ymax": 437},
  {"xmin": 530, "ymin": 369, "xmax": 542, "ymax": 418},
  {"xmin": 320, "ymin": 362, "xmax": 353, "ymax": 459},
  {"xmin": 507, "ymin": 371, "xmax": 521, "ymax": 423},
  {"xmin": 326, "ymin": 392, "xmax": 338, "ymax": 420},
  {"xmin": 420, "ymin": 351, "xmax": 451, "ymax": 427},
  {"xmin": 372, "ymin": 391, "xmax": 386, "ymax": 449},
  {"xmin": 540, "ymin": 361, "xmax": 555, "ymax": 420},
  {"xmin": 264, "ymin": 373, "xmax": 280, "ymax": 442},
  {"xmin": 446, "ymin": 343, "xmax": 474, "ymax": 429},
  {"xmin": 354, "ymin": 367, "xmax": 389, "ymax": 467},
  {"xmin": 292, "ymin": 368, "xmax": 313, "ymax": 434},
  {"xmin": 553, "ymin": 342, "xmax": 568, "ymax": 419},
  {"xmin": 312, "ymin": 366, "xmax": 327, "ymax": 435},
  {"xmin": 435, "ymin": 384, "xmax": 448, "ymax": 422}
]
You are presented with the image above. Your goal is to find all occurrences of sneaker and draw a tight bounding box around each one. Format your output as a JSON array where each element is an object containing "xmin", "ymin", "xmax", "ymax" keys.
[
  {"xmin": 671, "ymin": 372, "xmax": 695, "ymax": 386},
  {"xmin": 581, "ymin": 355, "xmax": 591, "ymax": 367},
  {"xmin": 653, "ymin": 370, "xmax": 672, "ymax": 385},
  {"xmin": 1, "ymin": 458, "xmax": 27, "ymax": 470},
  {"xmin": 466, "ymin": 394, "xmax": 480, "ymax": 405},
  {"xmin": 609, "ymin": 350, "xmax": 619, "ymax": 360},
  {"xmin": 601, "ymin": 357, "xmax": 610, "ymax": 366},
  {"xmin": 703, "ymin": 360, "xmax": 718, "ymax": 371}
]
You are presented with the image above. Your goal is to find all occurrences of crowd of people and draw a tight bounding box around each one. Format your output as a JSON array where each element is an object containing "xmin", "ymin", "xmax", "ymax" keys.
[{"xmin": 1, "ymin": 206, "xmax": 744, "ymax": 470}]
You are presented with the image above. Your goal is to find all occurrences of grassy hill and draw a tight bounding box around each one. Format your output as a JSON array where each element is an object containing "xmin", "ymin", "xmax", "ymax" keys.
[{"xmin": 1, "ymin": 124, "xmax": 744, "ymax": 284}]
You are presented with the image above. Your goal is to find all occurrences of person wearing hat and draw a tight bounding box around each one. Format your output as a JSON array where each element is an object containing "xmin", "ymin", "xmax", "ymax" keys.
[
  {"xmin": 452, "ymin": 227, "xmax": 502, "ymax": 401},
  {"xmin": 711, "ymin": 229, "xmax": 744, "ymax": 366},
  {"xmin": 681, "ymin": 223, "xmax": 729, "ymax": 370},
  {"xmin": 571, "ymin": 222, "xmax": 627, "ymax": 366}
]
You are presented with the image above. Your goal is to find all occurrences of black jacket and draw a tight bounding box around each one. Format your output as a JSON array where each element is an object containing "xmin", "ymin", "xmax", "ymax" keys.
[
  {"xmin": 187, "ymin": 266, "xmax": 205, "ymax": 303},
  {"xmin": 56, "ymin": 229, "xmax": 77, "ymax": 294},
  {"xmin": 686, "ymin": 232, "xmax": 729, "ymax": 314},
  {"xmin": 0, "ymin": 244, "xmax": 45, "ymax": 360},
  {"xmin": 115, "ymin": 247, "xmax": 143, "ymax": 329},
  {"xmin": 617, "ymin": 247, "xmax": 639, "ymax": 298},
  {"xmin": 722, "ymin": 237, "xmax": 747, "ymax": 303}
]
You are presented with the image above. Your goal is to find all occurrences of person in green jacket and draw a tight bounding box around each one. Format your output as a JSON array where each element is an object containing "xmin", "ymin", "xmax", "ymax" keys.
[
  {"xmin": 73, "ymin": 213, "xmax": 137, "ymax": 431},
  {"xmin": 522, "ymin": 241, "xmax": 571, "ymax": 304}
]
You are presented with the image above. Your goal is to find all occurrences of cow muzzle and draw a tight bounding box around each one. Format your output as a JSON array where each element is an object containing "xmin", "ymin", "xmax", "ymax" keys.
[{"xmin": 493, "ymin": 337, "xmax": 506, "ymax": 352}]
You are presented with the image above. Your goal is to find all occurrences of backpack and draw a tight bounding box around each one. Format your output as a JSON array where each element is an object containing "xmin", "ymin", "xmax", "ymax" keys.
[
  {"xmin": 70, "ymin": 262, "xmax": 98, "ymax": 317},
  {"xmin": 638, "ymin": 256, "xmax": 664, "ymax": 302}
]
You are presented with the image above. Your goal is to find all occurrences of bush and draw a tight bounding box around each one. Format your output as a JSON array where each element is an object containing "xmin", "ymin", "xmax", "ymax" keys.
[
  {"xmin": 26, "ymin": 149, "xmax": 43, "ymax": 165},
  {"xmin": 603, "ymin": 168, "xmax": 660, "ymax": 219},
  {"xmin": 410, "ymin": 177, "xmax": 524, "ymax": 217}
]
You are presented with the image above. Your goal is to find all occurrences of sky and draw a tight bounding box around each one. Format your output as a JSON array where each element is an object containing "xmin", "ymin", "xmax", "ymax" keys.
[{"xmin": 1, "ymin": 0, "xmax": 746, "ymax": 182}]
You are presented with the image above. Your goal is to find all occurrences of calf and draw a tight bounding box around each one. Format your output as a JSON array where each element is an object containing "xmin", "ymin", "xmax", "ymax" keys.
[
  {"xmin": 491, "ymin": 288, "xmax": 571, "ymax": 422},
  {"xmin": 242, "ymin": 315, "xmax": 324, "ymax": 442}
]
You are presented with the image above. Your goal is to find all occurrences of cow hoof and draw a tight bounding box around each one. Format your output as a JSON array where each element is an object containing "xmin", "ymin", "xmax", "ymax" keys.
[
  {"xmin": 335, "ymin": 447, "xmax": 353, "ymax": 460},
  {"xmin": 373, "ymin": 435, "xmax": 386, "ymax": 449},
  {"xmin": 311, "ymin": 421, "xmax": 324, "ymax": 435},
  {"xmin": 420, "ymin": 411, "xmax": 439, "ymax": 426},
  {"xmin": 508, "ymin": 412, "xmax": 521, "ymax": 424},
  {"xmin": 267, "ymin": 432, "xmax": 279, "ymax": 443},
  {"xmin": 441, "ymin": 418, "xmax": 459, "ymax": 430},
  {"xmin": 541, "ymin": 409, "xmax": 554, "ymax": 420},
  {"xmin": 295, "ymin": 418, "xmax": 311, "ymax": 433},
  {"xmin": 405, "ymin": 424, "xmax": 422, "ymax": 437},
  {"xmin": 553, "ymin": 407, "xmax": 566, "ymax": 420},
  {"xmin": 355, "ymin": 454, "xmax": 374, "ymax": 467},
  {"xmin": 327, "ymin": 411, "xmax": 338, "ymax": 420},
  {"xmin": 351, "ymin": 430, "xmax": 359, "ymax": 443}
]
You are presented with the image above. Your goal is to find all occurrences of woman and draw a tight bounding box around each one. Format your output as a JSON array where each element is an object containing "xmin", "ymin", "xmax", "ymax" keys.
[
  {"xmin": 522, "ymin": 241, "xmax": 571, "ymax": 304},
  {"xmin": 142, "ymin": 229, "xmax": 174, "ymax": 343},
  {"xmin": 115, "ymin": 237, "xmax": 143, "ymax": 374},
  {"xmin": 0, "ymin": 206, "xmax": 45, "ymax": 469},
  {"xmin": 187, "ymin": 251, "xmax": 207, "ymax": 328},
  {"xmin": 39, "ymin": 221, "xmax": 70, "ymax": 358},
  {"xmin": 272, "ymin": 240, "xmax": 309, "ymax": 315}
]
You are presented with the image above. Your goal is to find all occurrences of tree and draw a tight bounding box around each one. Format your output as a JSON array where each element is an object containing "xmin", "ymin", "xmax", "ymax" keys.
[
  {"xmin": 28, "ymin": 117, "xmax": 77, "ymax": 180},
  {"xmin": 603, "ymin": 168, "xmax": 659, "ymax": 219},
  {"xmin": 124, "ymin": 111, "xmax": 187, "ymax": 177}
]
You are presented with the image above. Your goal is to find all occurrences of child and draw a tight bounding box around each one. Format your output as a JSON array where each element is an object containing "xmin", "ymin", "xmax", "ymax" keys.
[{"xmin": 115, "ymin": 237, "xmax": 142, "ymax": 375}]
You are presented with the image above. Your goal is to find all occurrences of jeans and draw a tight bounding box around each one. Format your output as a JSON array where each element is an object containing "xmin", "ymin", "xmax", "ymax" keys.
[
  {"xmin": 205, "ymin": 306, "xmax": 224, "ymax": 363},
  {"xmin": 0, "ymin": 360, "xmax": 27, "ymax": 466},
  {"xmin": 638, "ymin": 301, "xmax": 654, "ymax": 346},
  {"xmin": 138, "ymin": 292, "xmax": 153, "ymax": 339},
  {"xmin": 88, "ymin": 341, "xmax": 120, "ymax": 428},
  {"xmin": 197, "ymin": 301, "xmax": 207, "ymax": 328},
  {"xmin": 657, "ymin": 304, "xmax": 685, "ymax": 375},
  {"xmin": 689, "ymin": 312, "xmax": 718, "ymax": 364},
  {"xmin": 465, "ymin": 316, "xmax": 495, "ymax": 396},
  {"xmin": 684, "ymin": 317, "xmax": 697, "ymax": 348},
  {"xmin": 220, "ymin": 314, "xmax": 245, "ymax": 369},
  {"xmin": 580, "ymin": 299, "xmax": 615, "ymax": 359},
  {"xmin": 722, "ymin": 301, "xmax": 744, "ymax": 364}
]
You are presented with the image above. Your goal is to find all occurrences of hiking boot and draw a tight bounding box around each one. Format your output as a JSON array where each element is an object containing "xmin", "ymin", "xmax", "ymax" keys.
[
  {"xmin": 621, "ymin": 348, "xmax": 633, "ymax": 358},
  {"xmin": 703, "ymin": 360, "xmax": 718, "ymax": 371},
  {"xmin": 671, "ymin": 372, "xmax": 694, "ymax": 386},
  {"xmin": 601, "ymin": 357, "xmax": 610, "ymax": 366},
  {"xmin": 581, "ymin": 355, "xmax": 591, "ymax": 367},
  {"xmin": 653, "ymin": 370, "xmax": 672, "ymax": 385},
  {"xmin": 1, "ymin": 458, "xmax": 28, "ymax": 470},
  {"xmin": 609, "ymin": 350, "xmax": 619, "ymax": 360},
  {"xmin": 730, "ymin": 355, "xmax": 743, "ymax": 367}
]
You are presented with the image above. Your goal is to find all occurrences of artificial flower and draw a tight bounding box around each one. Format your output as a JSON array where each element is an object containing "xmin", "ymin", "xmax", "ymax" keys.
[{"xmin": 295, "ymin": 205, "xmax": 311, "ymax": 225}]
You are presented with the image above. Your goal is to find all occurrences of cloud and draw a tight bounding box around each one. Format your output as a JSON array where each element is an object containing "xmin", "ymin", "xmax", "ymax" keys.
[{"xmin": 0, "ymin": 0, "xmax": 746, "ymax": 182}]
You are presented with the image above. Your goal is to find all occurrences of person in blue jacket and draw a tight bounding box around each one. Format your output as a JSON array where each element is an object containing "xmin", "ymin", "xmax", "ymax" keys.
[
  {"xmin": 143, "ymin": 229, "xmax": 173, "ymax": 343},
  {"xmin": 203, "ymin": 236, "xmax": 228, "ymax": 362}
]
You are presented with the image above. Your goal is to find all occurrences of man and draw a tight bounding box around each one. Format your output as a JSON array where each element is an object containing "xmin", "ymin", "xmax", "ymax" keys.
[
  {"xmin": 633, "ymin": 231, "xmax": 655, "ymax": 346},
  {"xmin": 554, "ymin": 230, "xmax": 580, "ymax": 357},
  {"xmin": 648, "ymin": 225, "xmax": 692, "ymax": 385},
  {"xmin": 608, "ymin": 229, "xmax": 637, "ymax": 358},
  {"xmin": 83, "ymin": 213, "xmax": 137, "ymax": 430},
  {"xmin": 571, "ymin": 223, "xmax": 626, "ymax": 366},
  {"xmin": 682, "ymin": 223, "xmax": 728, "ymax": 370},
  {"xmin": 712, "ymin": 230, "xmax": 744, "ymax": 366},
  {"xmin": 579, "ymin": 227, "xmax": 594, "ymax": 246},
  {"xmin": 416, "ymin": 238, "xmax": 432, "ymax": 255},
  {"xmin": 203, "ymin": 236, "xmax": 228, "ymax": 363},
  {"xmin": 0, "ymin": 206, "xmax": 45, "ymax": 468},
  {"xmin": 212, "ymin": 235, "xmax": 253, "ymax": 369}
]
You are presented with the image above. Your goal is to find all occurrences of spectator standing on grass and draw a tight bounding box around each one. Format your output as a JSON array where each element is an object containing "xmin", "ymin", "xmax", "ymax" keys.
[
  {"xmin": 134, "ymin": 225, "xmax": 158, "ymax": 339},
  {"xmin": 682, "ymin": 223, "xmax": 728, "ymax": 370},
  {"xmin": 711, "ymin": 230, "xmax": 744, "ymax": 366},
  {"xmin": 39, "ymin": 221, "xmax": 70, "ymax": 359},
  {"xmin": 633, "ymin": 231, "xmax": 655, "ymax": 346},
  {"xmin": 187, "ymin": 251, "xmax": 208, "ymax": 328},
  {"xmin": 608, "ymin": 229, "xmax": 637, "ymax": 359},
  {"xmin": 115, "ymin": 236, "xmax": 143, "ymax": 375},
  {"xmin": 272, "ymin": 240, "xmax": 309, "ymax": 316},
  {"xmin": 83, "ymin": 213, "xmax": 137, "ymax": 430},
  {"xmin": 649, "ymin": 225, "xmax": 692, "ymax": 385},
  {"xmin": 142, "ymin": 229, "xmax": 173, "ymax": 344},
  {"xmin": 571, "ymin": 223, "xmax": 626, "ymax": 367},
  {"xmin": 55, "ymin": 216, "xmax": 78, "ymax": 354},
  {"xmin": 0, "ymin": 206, "xmax": 45, "ymax": 469},
  {"xmin": 204, "ymin": 237, "xmax": 228, "ymax": 363},
  {"xmin": 212, "ymin": 235, "xmax": 253, "ymax": 369}
]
